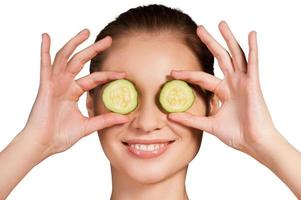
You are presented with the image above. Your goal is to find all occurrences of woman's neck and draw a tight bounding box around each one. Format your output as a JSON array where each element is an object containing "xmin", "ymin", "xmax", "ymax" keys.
[{"xmin": 110, "ymin": 165, "xmax": 189, "ymax": 200}]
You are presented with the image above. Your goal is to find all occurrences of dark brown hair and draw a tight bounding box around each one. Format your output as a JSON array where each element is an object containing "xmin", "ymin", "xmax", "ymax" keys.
[{"xmin": 89, "ymin": 4, "xmax": 214, "ymax": 115}]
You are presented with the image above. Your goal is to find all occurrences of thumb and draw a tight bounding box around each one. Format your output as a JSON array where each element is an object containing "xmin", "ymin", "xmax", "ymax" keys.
[
  {"xmin": 168, "ymin": 112, "xmax": 214, "ymax": 135},
  {"xmin": 83, "ymin": 113, "xmax": 129, "ymax": 137}
]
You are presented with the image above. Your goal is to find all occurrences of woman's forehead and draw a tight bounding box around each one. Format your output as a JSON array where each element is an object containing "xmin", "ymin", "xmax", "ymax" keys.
[
  {"xmin": 104, "ymin": 33, "xmax": 200, "ymax": 65},
  {"xmin": 103, "ymin": 36, "xmax": 201, "ymax": 67}
]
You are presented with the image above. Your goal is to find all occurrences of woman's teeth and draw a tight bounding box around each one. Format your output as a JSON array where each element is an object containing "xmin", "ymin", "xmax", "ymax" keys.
[
  {"xmin": 124, "ymin": 141, "xmax": 174, "ymax": 158},
  {"xmin": 130, "ymin": 144, "xmax": 166, "ymax": 151}
]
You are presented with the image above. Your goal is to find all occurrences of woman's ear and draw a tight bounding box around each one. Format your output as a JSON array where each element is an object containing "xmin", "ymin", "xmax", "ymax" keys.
[
  {"xmin": 86, "ymin": 91, "xmax": 95, "ymax": 117},
  {"xmin": 209, "ymin": 94, "xmax": 220, "ymax": 116}
]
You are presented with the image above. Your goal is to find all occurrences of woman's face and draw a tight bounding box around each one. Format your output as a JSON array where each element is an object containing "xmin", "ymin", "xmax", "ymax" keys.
[{"xmin": 89, "ymin": 32, "xmax": 208, "ymax": 184}]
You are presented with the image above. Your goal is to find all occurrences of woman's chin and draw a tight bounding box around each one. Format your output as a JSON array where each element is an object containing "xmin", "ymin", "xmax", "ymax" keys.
[
  {"xmin": 123, "ymin": 161, "xmax": 186, "ymax": 185},
  {"xmin": 130, "ymin": 170, "xmax": 170, "ymax": 185}
]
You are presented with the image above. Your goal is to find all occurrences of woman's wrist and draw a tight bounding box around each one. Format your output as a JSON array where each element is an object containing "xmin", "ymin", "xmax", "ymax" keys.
[
  {"xmin": 8, "ymin": 130, "xmax": 51, "ymax": 166},
  {"xmin": 245, "ymin": 128, "xmax": 298, "ymax": 173},
  {"xmin": 246, "ymin": 129, "xmax": 301, "ymax": 198},
  {"xmin": 0, "ymin": 131, "xmax": 50, "ymax": 199},
  {"xmin": 245, "ymin": 129, "xmax": 286, "ymax": 167}
]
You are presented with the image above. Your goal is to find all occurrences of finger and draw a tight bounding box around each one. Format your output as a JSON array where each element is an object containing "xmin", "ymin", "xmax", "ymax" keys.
[
  {"xmin": 40, "ymin": 33, "xmax": 52, "ymax": 81},
  {"xmin": 66, "ymin": 36, "xmax": 112, "ymax": 76},
  {"xmin": 171, "ymin": 70, "xmax": 228, "ymax": 102},
  {"xmin": 168, "ymin": 112, "xmax": 215, "ymax": 135},
  {"xmin": 197, "ymin": 25, "xmax": 234, "ymax": 76},
  {"xmin": 83, "ymin": 112, "xmax": 129, "ymax": 137},
  {"xmin": 75, "ymin": 71, "xmax": 126, "ymax": 96},
  {"xmin": 218, "ymin": 21, "xmax": 247, "ymax": 73},
  {"xmin": 52, "ymin": 29, "xmax": 90, "ymax": 74},
  {"xmin": 247, "ymin": 31, "xmax": 259, "ymax": 81}
]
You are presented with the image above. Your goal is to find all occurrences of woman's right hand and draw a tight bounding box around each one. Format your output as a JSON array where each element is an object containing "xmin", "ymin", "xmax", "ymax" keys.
[
  {"xmin": 21, "ymin": 29, "xmax": 129, "ymax": 160},
  {"xmin": 168, "ymin": 21, "xmax": 278, "ymax": 157}
]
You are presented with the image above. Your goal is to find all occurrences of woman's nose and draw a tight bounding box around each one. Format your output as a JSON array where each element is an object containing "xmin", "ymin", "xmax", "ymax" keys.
[{"xmin": 131, "ymin": 98, "xmax": 165, "ymax": 133}]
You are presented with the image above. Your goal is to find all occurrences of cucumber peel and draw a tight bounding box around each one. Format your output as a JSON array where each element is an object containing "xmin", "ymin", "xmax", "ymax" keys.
[
  {"xmin": 102, "ymin": 79, "xmax": 138, "ymax": 114},
  {"xmin": 159, "ymin": 80, "xmax": 195, "ymax": 113}
]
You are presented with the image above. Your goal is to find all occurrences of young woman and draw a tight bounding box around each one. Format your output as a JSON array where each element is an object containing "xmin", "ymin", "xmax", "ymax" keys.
[{"xmin": 0, "ymin": 4, "xmax": 300, "ymax": 200}]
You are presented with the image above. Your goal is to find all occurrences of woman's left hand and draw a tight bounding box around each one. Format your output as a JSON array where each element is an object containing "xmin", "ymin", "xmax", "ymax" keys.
[{"xmin": 168, "ymin": 20, "xmax": 279, "ymax": 157}]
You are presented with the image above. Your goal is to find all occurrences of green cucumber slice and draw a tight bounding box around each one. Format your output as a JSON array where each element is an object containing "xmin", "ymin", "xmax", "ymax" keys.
[
  {"xmin": 159, "ymin": 80, "xmax": 195, "ymax": 113},
  {"xmin": 102, "ymin": 79, "xmax": 138, "ymax": 114}
]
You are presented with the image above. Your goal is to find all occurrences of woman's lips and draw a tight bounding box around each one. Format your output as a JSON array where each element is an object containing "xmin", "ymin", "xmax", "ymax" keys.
[{"xmin": 122, "ymin": 139, "xmax": 175, "ymax": 159}]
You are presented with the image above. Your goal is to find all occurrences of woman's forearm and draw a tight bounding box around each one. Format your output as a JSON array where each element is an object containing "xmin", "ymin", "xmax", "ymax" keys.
[
  {"xmin": 250, "ymin": 131, "xmax": 301, "ymax": 199},
  {"xmin": 0, "ymin": 131, "xmax": 48, "ymax": 200}
]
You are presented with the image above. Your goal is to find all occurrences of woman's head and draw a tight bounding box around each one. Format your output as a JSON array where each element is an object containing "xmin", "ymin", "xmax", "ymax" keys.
[{"xmin": 87, "ymin": 4, "xmax": 216, "ymax": 184}]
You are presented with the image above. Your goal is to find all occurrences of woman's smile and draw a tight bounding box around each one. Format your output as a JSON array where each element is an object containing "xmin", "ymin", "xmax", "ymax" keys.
[{"xmin": 121, "ymin": 139, "xmax": 176, "ymax": 159}]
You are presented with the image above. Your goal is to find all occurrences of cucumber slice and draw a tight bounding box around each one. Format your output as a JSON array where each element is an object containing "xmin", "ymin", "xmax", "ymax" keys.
[
  {"xmin": 159, "ymin": 80, "xmax": 195, "ymax": 113},
  {"xmin": 102, "ymin": 79, "xmax": 138, "ymax": 114}
]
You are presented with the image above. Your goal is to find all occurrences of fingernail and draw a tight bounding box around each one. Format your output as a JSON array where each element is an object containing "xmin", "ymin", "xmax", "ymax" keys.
[
  {"xmin": 198, "ymin": 25, "xmax": 205, "ymax": 30},
  {"xmin": 79, "ymin": 29, "xmax": 88, "ymax": 35},
  {"xmin": 103, "ymin": 35, "xmax": 112, "ymax": 41}
]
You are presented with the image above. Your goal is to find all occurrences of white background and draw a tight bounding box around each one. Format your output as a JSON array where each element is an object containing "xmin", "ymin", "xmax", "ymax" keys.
[{"xmin": 0, "ymin": 0, "xmax": 300, "ymax": 199}]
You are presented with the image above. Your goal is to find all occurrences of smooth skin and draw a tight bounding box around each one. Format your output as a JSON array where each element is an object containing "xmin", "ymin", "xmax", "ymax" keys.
[{"xmin": 0, "ymin": 21, "xmax": 300, "ymax": 199}]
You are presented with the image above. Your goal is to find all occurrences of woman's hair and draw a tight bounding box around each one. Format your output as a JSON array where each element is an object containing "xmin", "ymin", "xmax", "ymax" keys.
[{"xmin": 89, "ymin": 4, "xmax": 214, "ymax": 115}]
